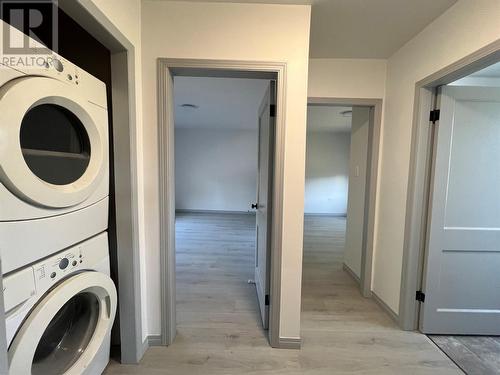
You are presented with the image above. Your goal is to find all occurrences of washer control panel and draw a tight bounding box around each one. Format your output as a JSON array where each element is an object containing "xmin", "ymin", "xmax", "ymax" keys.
[
  {"xmin": 31, "ymin": 232, "xmax": 108, "ymax": 291},
  {"xmin": 36, "ymin": 246, "xmax": 84, "ymax": 284}
]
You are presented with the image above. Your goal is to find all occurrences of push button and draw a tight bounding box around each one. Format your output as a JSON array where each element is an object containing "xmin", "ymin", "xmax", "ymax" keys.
[
  {"xmin": 59, "ymin": 258, "xmax": 69, "ymax": 270},
  {"xmin": 52, "ymin": 59, "xmax": 64, "ymax": 72},
  {"xmin": 50, "ymin": 272, "xmax": 56, "ymax": 279}
]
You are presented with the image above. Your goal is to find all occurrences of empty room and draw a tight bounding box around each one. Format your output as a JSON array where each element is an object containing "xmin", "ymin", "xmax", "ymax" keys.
[{"xmin": 173, "ymin": 75, "xmax": 274, "ymax": 347}]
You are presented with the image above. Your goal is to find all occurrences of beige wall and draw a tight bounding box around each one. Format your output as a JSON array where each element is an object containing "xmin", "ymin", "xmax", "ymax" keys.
[
  {"xmin": 83, "ymin": 0, "xmax": 148, "ymax": 339},
  {"xmin": 141, "ymin": 0, "xmax": 311, "ymax": 340},
  {"xmin": 374, "ymin": 0, "xmax": 500, "ymax": 313},
  {"xmin": 307, "ymin": 0, "xmax": 500, "ymax": 316},
  {"xmin": 308, "ymin": 58, "xmax": 387, "ymax": 99}
]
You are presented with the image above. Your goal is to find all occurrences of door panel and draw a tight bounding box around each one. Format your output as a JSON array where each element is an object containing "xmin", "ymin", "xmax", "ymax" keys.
[
  {"xmin": 254, "ymin": 82, "xmax": 273, "ymax": 329},
  {"xmin": 421, "ymin": 86, "xmax": 500, "ymax": 334}
]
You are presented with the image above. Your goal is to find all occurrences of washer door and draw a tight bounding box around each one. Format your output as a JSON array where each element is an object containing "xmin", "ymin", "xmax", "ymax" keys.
[
  {"xmin": 0, "ymin": 76, "xmax": 106, "ymax": 208},
  {"xmin": 8, "ymin": 272, "xmax": 117, "ymax": 375}
]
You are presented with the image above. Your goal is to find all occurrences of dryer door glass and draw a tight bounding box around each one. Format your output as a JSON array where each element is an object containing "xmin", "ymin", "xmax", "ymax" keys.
[
  {"xmin": 31, "ymin": 292, "xmax": 99, "ymax": 375},
  {"xmin": 20, "ymin": 103, "xmax": 91, "ymax": 185}
]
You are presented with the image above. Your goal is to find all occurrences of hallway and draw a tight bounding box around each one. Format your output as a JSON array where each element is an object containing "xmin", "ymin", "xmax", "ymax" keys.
[{"xmin": 105, "ymin": 213, "xmax": 459, "ymax": 374}]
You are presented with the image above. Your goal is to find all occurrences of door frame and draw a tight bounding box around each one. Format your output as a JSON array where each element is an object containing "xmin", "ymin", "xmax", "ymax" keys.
[
  {"xmin": 306, "ymin": 97, "xmax": 383, "ymax": 298},
  {"xmin": 58, "ymin": 0, "xmax": 144, "ymax": 363},
  {"xmin": 400, "ymin": 39, "xmax": 500, "ymax": 331},
  {"xmin": 157, "ymin": 58, "xmax": 286, "ymax": 348}
]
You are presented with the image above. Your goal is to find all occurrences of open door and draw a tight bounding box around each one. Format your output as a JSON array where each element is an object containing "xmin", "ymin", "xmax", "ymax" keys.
[
  {"xmin": 253, "ymin": 82, "xmax": 274, "ymax": 329},
  {"xmin": 420, "ymin": 86, "xmax": 500, "ymax": 334}
]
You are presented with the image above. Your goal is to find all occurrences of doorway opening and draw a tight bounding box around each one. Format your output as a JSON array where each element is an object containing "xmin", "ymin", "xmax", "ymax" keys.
[
  {"xmin": 173, "ymin": 75, "xmax": 274, "ymax": 342},
  {"xmin": 411, "ymin": 60, "xmax": 500, "ymax": 374},
  {"xmin": 301, "ymin": 98, "xmax": 387, "ymax": 341},
  {"xmin": 158, "ymin": 60, "xmax": 287, "ymax": 348}
]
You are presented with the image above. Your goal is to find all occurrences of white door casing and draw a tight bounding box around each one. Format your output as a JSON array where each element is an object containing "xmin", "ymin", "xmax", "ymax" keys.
[
  {"xmin": 254, "ymin": 82, "xmax": 274, "ymax": 329},
  {"xmin": 0, "ymin": 77, "xmax": 106, "ymax": 208},
  {"xmin": 421, "ymin": 85, "xmax": 500, "ymax": 334}
]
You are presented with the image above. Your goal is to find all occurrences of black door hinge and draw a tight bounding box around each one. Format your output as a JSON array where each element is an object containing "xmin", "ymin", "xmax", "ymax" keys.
[
  {"xmin": 429, "ymin": 109, "xmax": 440, "ymax": 124},
  {"xmin": 416, "ymin": 291, "xmax": 426, "ymax": 303},
  {"xmin": 265, "ymin": 294, "xmax": 270, "ymax": 306},
  {"xmin": 270, "ymin": 104, "xmax": 276, "ymax": 118}
]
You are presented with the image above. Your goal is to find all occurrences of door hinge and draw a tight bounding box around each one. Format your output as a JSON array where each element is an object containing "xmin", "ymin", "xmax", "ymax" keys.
[
  {"xmin": 270, "ymin": 104, "xmax": 276, "ymax": 117},
  {"xmin": 429, "ymin": 109, "xmax": 440, "ymax": 124},
  {"xmin": 416, "ymin": 291, "xmax": 426, "ymax": 303},
  {"xmin": 265, "ymin": 294, "xmax": 270, "ymax": 306}
]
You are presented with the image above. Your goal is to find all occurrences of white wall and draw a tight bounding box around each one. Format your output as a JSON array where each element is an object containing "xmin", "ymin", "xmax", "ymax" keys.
[
  {"xmin": 344, "ymin": 107, "xmax": 370, "ymax": 277},
  {"xmin": 85, "ymin": 0, "xmax": 149, "ymax": 341},
  {"xmin": 308, "ymin": 58, "xmax": 387, "ymax": 99},
  {"xmin": 175, "ymin": 128, "xmax": 257, "ymax": 212},
  {"xmin": 374, "ymin": 0, "xmax": 500, "ymax": 313},
  {"xmin": 304, "ymin": 132, "xmax": 350, "ymax": 215},
  {"xmin": 142, "ymin": 1, "xmax": 311, "ymax": 340}
]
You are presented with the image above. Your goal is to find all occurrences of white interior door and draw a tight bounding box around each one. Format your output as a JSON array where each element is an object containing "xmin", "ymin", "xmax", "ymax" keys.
[
  {"xmin": 420, "ymin": 85, "xmax": 500, "ymax": 334},
  {"xmin": 254, "ymin": 82, "xmax": 274, "ymax": 329}
]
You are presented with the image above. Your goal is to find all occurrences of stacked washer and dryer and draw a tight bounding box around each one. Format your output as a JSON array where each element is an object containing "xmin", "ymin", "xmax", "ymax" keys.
[{"xmin": 0, "ymin": 39, "xmax": 117, "ymax": 374}]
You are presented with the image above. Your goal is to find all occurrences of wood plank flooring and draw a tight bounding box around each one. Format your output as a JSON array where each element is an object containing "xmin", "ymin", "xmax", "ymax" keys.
[
  {"xmin": 105, "ymin": 213, "xmax": 460, "ymax": 374},
  {"xmin": 429, "ymin": 335, "xmax": 500, "ymax": 375}
]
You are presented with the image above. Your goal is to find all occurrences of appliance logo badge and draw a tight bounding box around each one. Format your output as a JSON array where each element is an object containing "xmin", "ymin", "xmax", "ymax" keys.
[{"xmin": 0, "ymin": 0, "xmax": 58, "ymax": 69}]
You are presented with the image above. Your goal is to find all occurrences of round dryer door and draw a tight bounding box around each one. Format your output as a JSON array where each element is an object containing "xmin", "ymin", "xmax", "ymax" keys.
[
  {"xmin": 0, "ymin": 76, "xmax": 107, "ymax": 208},
  {"xmin": 8, "ymin": 272, "xmax": 117, "ymax": 375}
]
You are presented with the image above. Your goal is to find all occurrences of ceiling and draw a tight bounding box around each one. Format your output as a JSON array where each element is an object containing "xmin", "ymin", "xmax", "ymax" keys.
[
  {"xmin": 174, "ymin": 76, "xmax": 269, "ymax": 130},
  {"xmin": 162, "ymin": 0, "xmax": 458, "ymax": 58},
  {"xmin": 307, "ymin": 105, "xmax": 352, "ymax": 133},
  {"xmin": 471, "ymin": 62, "xmax": 500, "ymax": 78}
]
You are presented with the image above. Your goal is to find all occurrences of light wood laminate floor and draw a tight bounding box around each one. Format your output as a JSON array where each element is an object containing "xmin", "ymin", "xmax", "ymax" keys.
[{"xmin": 105, "ymin": 213, "xmax": 460, "ymax": 374}]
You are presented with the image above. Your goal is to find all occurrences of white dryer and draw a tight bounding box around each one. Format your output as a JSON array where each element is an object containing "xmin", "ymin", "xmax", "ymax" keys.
[
  {"xmin": 4, "ymin": 232, "xmax": 117, "ymax": 375},
  {"xmin": 0, "ymin": 49, "xmax": 109, "ymax": 273}
]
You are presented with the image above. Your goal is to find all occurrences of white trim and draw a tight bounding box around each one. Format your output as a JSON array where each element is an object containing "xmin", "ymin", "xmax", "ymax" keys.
[
  {"xmin": 277, "ymin": 337, "xmax": 301, "ymax": 349},
  {"xmin": 342, "ymin": 263, "xmax": 360, "ymax": 285},
  {"xmin": 158, "ymin": 58, "xmax": 287, "ymax": 348},
  {"xmin": 147, "ymin": 335, "xmax": 162, "ymax": 347},
  {"xmin": 372, "ymin": 291, "xmax": 399, "ymax": 325}
]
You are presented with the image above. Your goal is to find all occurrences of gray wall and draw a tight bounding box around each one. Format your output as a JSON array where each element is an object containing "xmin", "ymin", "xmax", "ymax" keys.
[
  {"xmin": 344, "ymin": 107, "xmax": 370, "ymax": 277},
  {"xmin": 304, "ymin": 131, "xmax": 351, "ymax": 215},
  {"xmin": 175, "ymin": 127, "xmax": 258, "ymax": 212}
]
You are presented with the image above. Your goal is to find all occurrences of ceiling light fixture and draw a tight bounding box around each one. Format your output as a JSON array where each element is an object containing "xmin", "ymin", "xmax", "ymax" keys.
[{"xmin": 179, "ymin": 103, "xmax": 199, "ymax": 109}]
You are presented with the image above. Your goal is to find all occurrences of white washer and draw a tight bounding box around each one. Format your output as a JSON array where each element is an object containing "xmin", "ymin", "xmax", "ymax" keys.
[
  {"xmin": 0, "ymin": 26, "xmax": 109, "ymax": 274},
  {"xmin": 4, "ymin": 232, "xmax": 116, "ymax": 375}
]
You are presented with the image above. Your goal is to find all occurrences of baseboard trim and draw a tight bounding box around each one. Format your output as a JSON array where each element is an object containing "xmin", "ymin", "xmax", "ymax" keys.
[
  {"xmin": 371, "ymin": 291, "xmax": 399, "ymax": 325},
  {"xmin": 304, "ymin": 213, "xmax": 347, "ymax": 217},
  {"xmin": 277, "ymin": 336, "xmax": 301, "ymax": 349},
  {"xmin": 175, "ymin": 209, "xmax": 255, "ymax": 215},
  {"xmin": 342, "ymin": 263, "xmax": 360, "ymax": 285},
  {"xmin": 147, "ymin": 334, "xmax": 163, "ymax": 347},
  {"xmin": 140, "ymin": 336, "xmax": 149, "ymax": 358}
]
